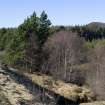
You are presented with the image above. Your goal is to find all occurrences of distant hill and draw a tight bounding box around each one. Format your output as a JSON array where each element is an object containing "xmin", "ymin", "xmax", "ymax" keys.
[{"xmin": 87, "ymin": 22, "xmax": 105, "ymax": 29}]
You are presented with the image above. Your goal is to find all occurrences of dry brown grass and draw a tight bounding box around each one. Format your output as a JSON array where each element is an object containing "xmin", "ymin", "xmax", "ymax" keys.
[
  {"xmin": 80, "ymin": 101, "xmax": 105, "ymax": 105},
  {"xmin": 25, "ymin": 72, "xmax": 94, "ymax": 102}
]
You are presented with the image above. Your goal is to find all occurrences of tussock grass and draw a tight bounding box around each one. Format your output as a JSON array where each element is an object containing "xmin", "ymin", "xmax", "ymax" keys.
[
  {"xmin": 80, "ymin": 101, "xmax": 105, "ymax": 105},
  {"xmin": 25, "ymin": 73, "xmax": 94, "ymax": 102}
]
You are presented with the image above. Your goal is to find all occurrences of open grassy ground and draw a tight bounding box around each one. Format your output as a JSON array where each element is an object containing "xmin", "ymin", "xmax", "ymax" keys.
[{"xmin": 0, "ymin": 69, "xmax": 34, "ymax": 105}]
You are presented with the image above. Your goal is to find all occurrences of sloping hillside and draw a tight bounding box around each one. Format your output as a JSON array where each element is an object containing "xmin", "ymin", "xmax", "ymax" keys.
[{"xmin": 87, "ymin": 22, "xmax": 105, "ymax": 28}]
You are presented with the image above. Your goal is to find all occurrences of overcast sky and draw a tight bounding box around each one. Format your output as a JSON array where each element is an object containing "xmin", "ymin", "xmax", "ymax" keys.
[{"xmin": 0, "ymin": 0, "xmax": 105, "ymax": 27}]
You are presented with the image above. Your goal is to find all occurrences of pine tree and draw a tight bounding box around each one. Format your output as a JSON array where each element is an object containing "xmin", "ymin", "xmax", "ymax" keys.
[{"xmin": 37, "ymin": 11, "xmax": 51, "ymax": 47}]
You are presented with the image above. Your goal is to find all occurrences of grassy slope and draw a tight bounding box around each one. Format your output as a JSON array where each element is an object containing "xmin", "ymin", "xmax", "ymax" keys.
[{"xmin": 24, "ymin": 72, "xmax": 94, "ymax": 102}]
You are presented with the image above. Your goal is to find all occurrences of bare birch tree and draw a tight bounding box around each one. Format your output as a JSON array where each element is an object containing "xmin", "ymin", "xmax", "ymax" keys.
[
  {"xmin": 86, "ymin": 45, "xmax": 105, "ymax": 100},
  {"xmin": 42, "ymin": 31, "xmax": 85, "ymax": 84}
]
